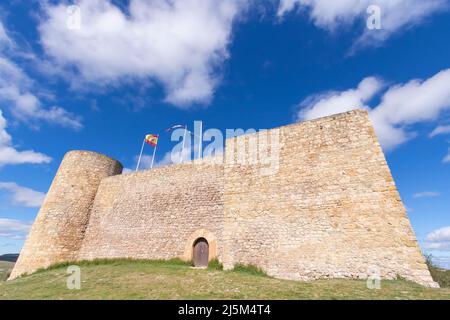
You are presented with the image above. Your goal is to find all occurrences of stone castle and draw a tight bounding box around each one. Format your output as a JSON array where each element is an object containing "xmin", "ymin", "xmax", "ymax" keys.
[{"xmin": 9, "ymin": 110, "xmax": 438, "ymax": 287}]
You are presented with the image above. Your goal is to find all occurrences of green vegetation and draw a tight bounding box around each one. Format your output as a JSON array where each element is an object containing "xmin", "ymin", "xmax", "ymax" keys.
[
  {"xmin": 429, "ymin": 267, "xmax": 450, "ymax": 288},
  {"xmin": 1, "ymin": 259, "xmax": 449, "ymax": 300},
  {"xmin": 426, "ymin": 255, "xmax": 450, "ymax": 288},
  {"xmin": 0, "ymin": 261, "xmax": 14, "ymax": 281},
  {"xmin": 208, "ymin": 259, "xmax": 224, "ymax": 271},
  {"xmin": 34, "ymin": 258, "xmax": 190, "ymax": 274},
  {"xmin": 232, "ymin": 264, "xmax": 268, "ymax": 277}
]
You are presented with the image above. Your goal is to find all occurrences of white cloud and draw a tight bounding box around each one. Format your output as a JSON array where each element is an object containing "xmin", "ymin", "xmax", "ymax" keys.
[
  {"xmin": 426, "ymin": 227, "xmax": 450, "ymax": 241},
  {"xmin": 0, "ymin": 218, "xmax": 32, "ymax": 240},
  {"xmin": 430, "ymin": 125, "xmax": 450, "ymax": 138},
  {"xmin": 125, "ymin": 153, "xmax": 171, "ymax": 173},
  {"xmin": 0, "ymin": 182, "xmax": 46, "ymax": 207},
  {"xmin": 413, "ymin": 191, "xmax": 441, "ymax": 199},
  {"xmin": 0, "ymin": 85, "xmax": 83, "ymax": 130},
  {"xmin": 135, "ymin": 154, "xmax": 154, "ymax": 171},
  {"xmin": 0, "ymin": 109, "xmax": 51, "ymax": 166},
  {"xmin": 430, "ymin": 129, "xmax": 450, "ymax": 163},
  {"xmin": 38, "ymin": 0, "xmax": 246, "ymax": 107},
  {"xmin": 370, "ymin": 69, "xmax": 450, "ymax": 149},
  {"xmin": 296, "ymin": 68, "xmax": 450, "ymax": 151},
  {"xmin": 156, "ymin": 150, "xmax": 185, "ymax": 167},
  {"xmin": 425, "ymin": 242, "xmax": 450, "ymax": 251},
  {"xmin": 372, "ymin": 70, "xmax": 450, "ymax": 126},
  {"xmin": 298, "ymin": 77, "xmax": 383, "ymax": 121},
  {"xmin": 0, "ymin": 22, "xmax": 82, "ymax": 130},
  {"xmin": 277, "ymin": 0, "xmax": 448, "ymax": 47},
  {"xmin": 424, "ymin": 227, "xmax": 450, "ymax": 252},
  {"xmin": 133, "ymin": 148, "xmax": 188, "ymax": 171},
  {"xmin": 0, "ymin": 22, "xmax": 12, "ymax": 47}
]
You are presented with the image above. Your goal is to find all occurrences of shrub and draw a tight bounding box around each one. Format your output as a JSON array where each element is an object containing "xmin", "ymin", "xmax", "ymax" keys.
[
  {"xmin": 208, "ymin": 259, "xmax": 223, "ymax": 270},
  {"xmin": 426, "ymin": 254, "xmax": 450, "ymax": 288},
  {"xmin": 232, "ymin": 264, "xmax": 268, "ymax": 277}
]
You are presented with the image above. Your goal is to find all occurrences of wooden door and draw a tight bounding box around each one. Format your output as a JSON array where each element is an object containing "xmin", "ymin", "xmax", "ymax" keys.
[{"xmin": 193, "ymin": 238, "xmax": 209, "ymax": 267}]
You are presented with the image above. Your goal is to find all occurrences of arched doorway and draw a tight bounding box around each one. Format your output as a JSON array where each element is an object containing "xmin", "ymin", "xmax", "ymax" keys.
[{"xmin": 193, "ymin": 238, "xmax": 209, "ymax": 267}]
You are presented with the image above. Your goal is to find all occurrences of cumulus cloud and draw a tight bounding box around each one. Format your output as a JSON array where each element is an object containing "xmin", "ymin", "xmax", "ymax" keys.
[
  {"xmin": 125, "ymin": 153, "xmax": 173, "ymax": 173},
  {"xmin": 0, "ymin": 109, "xmax": 51, "ymax": 166},
  {"xmin": 296, "ymin": 68, "xmax": 450, "ymax": 151},
  {"xmin": 413, "ymin": 191, "xmax": 441, "ymax": 199},
  {"xmin": 132, "ymin": 147, "xmax": 191, "ymax": 171},
  {"xmin": 277, "ymin": 0, "xmax": 448, "ymax": 47},
  {"xmin": 427, "ymin": 227, "xmax": 450, "ymax": 242},
  {"xmin": 134, "ymin": 154, "xmax": 155, "ymax": 171},
  {"xmin": 0, "ymin": 22, "xmax": 82, "ymax": 130},
  {"xmin": 38, "ymin": 0, "xmax": 246, "ymax": 107},
  {"xmin": 0, "ymin": 182, "xmax": 46, "ymax": 207},
  {"xmin": 370, "ymin": 69, "xmax": 450, "ymax": 149},
  {"xmin": 424, "ymin": 226, "xmax": 450, "ymax": 252},
  {"xmin": 298, "ymin": 77, "xmax": 383, "ymax": 121},
  {"xmin": 156, "ymin": 149, "xmax": 187, "ymax": 167},
  {"xmin": 0, "ymin": 218, "xmax": 32, "ymax": 240}
]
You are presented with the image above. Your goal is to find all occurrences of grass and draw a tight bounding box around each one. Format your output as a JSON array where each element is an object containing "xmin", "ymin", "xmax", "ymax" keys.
[
  {"xmin": 232, "ymin": 264, "xmax": 267, "ymax": 277},
  {"xmin": 207, "ymin": 259, "xmax": 224, "ymax": 271},
  {"xmin": 0, "ymin": 259, "xmax": 449, "ymax": 300},
  {"xmin": 426, "ymin": 255, "xmax": 450, "ymax": 288},
  {"xmin": 33, "ymin": 258, "xmax": 190, "ymax": 274},
  {"xmin": 429, "ymin": 267, "xmax": 450, "ymax": 288},
  {"xmin": 0, "ymin": 261, "xmax": 14, "ymax": 281}
]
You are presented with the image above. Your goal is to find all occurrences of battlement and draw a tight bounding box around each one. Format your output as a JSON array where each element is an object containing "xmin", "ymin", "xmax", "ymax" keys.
[{"xmin": 9, "ymin": 110, "xmax": 438, "ymax": 287}]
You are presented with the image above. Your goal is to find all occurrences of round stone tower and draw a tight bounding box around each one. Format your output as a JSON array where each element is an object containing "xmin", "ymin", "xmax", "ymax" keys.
[{"xmin": 9, "ymin": 151, "xmax": 123, "ymax": 280}]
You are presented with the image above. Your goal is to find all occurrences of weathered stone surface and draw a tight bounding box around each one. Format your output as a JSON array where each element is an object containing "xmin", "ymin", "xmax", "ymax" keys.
[
  {"xmin": 222, "ymin": 110, "xmax": 437, "ymax": 287},
  {"xmin": 9, "ymin": 110, "xmax": 438, "ymax": 287},
  {"xmin": 9, "ymin": 151, "xmax": 123, "ymax": 279},
  {"xmin": 77, "ymin": 157, "xmax": 224, "ymax": 263}
]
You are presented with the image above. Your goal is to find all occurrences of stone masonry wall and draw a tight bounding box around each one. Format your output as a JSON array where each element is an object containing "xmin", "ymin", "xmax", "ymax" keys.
[
  {"xmin": 10, "ymin": 151, "xmax": 123, "ymax": 279},
  {"xmin": 10, "ymin": 110, "xmax": 437, "ymax": 287},
  {"xmin": 222, "ymin": 110, "xmax": 437, "ymax": 287},
  {"xmin": 77, "ymin": 157, "xmax": 224, "ymax": 263}
]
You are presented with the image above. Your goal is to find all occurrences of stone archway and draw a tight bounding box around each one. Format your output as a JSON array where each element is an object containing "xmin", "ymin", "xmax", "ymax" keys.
[{"xmin": 183, "ymin": 229, "xmax": 218, "ymax": 263}]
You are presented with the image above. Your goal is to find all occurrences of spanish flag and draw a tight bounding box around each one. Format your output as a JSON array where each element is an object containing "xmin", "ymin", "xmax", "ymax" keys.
[{"xmin": 145, "ymin": 134, "xmax": 159, "ymax": 147}]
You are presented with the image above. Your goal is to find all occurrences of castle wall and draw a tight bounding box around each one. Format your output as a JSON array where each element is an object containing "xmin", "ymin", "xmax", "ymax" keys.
[
  {"xmin": 10, "ymin": 110, "xmax": 437, "ymax": 287},
  {"xmin": 77, "ymin": 157, "xmax": 224, "ymax": 262},
  {"xmin": 222, "ymin": 110, "xmax": 437, "ymax": 287},
  {"xmin": 9, "ymin": 151, "xmax": 123, "ymax": 279}
]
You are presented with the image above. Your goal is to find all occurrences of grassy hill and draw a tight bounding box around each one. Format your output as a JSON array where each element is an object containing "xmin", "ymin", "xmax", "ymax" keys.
[{"xmin": 0, "ymin": 259, "xmax": 449, "ymax": 300}]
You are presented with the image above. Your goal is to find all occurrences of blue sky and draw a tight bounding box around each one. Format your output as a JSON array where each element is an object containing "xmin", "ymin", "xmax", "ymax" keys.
[{"xmin": 0, "ymin": 0, "xmax": 450, "ymax": 268}]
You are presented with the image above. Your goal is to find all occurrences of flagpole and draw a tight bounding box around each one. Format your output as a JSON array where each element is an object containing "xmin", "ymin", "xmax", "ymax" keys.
[
  {"xmin": 198, "ymin": 121, "xmax": 202, "ymax": 160},
  {"xmin": 150, "ymin": 137, "xmax": 158, "ymax": 169},
  {"xmin": 136, "ymin": 138, "xmax": 146, "ymax": 172},
  {"xmin": 180, "ymin": 125, "xmax": 187, "ymax": 164}
]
